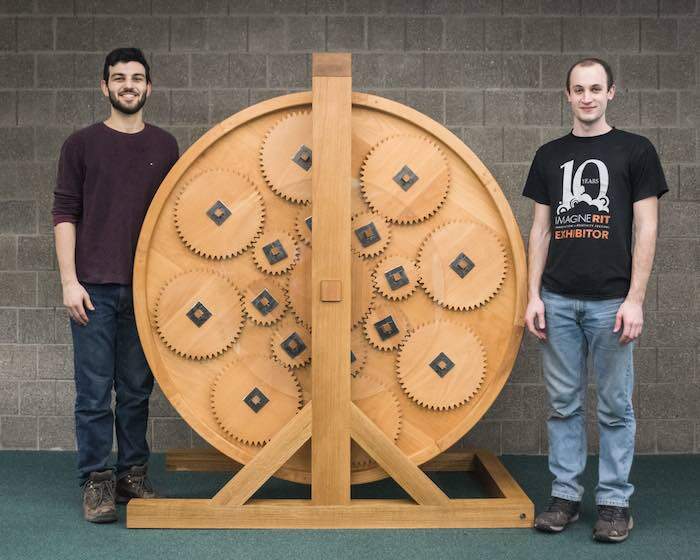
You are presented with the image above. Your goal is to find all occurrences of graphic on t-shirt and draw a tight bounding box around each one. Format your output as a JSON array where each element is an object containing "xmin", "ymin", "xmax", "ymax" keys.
[{"xmin": 554, "ymin": 159, "xmax": 611, "ymax": 241}]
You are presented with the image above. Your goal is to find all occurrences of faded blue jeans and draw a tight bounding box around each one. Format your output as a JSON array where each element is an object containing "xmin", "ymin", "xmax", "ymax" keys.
[
  {"xmin": 71, "ymin": 284, "xmax": 153, "ymax": 483},
  {"xmin": 540, "ymin": 288, "xmax": 635, "ymax": 507}
]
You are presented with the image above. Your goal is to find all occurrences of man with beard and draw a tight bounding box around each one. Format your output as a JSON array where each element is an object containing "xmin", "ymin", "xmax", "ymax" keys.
[
  {"xmin": 522, "ymin": 58, "xmax": 667, "ymax": 542},
  {"xmin": 52, "ymin": 48, "xmax": 179, "ymax": 523}
]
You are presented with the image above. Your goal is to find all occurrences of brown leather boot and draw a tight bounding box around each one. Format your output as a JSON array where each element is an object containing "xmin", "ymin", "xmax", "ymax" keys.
[
  {"xmin": 82, "ymin": 470, "xmax": 117, "ymax": 523},
  {"xmin": 116, "ymin": 464, "xmax": 157, "ymax": 503}
]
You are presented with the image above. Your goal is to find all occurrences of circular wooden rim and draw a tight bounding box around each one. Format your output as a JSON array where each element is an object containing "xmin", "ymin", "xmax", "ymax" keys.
[{"xmin": 134, "ymin": 91, "xmax": 526, "ymax": 485}]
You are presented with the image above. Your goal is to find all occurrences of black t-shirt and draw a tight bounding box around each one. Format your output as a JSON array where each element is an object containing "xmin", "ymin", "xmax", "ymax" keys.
[{"xmin": 522, "ymin": 128, "xmax": 667, "ymax": 299}]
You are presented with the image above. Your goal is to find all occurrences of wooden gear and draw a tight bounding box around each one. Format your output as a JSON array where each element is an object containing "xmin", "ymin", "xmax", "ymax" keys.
[{"xmin": 129, "ymin": 54, "xmax": 532, "ymax": 528}]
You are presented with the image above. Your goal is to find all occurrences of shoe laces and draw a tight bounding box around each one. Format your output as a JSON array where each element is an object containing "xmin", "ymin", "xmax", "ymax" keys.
[
  {"xmin": 124, "ymin": 471, "xmax": 154, "ymax": 495},
  {"xmin": 598, "ymin": 505, "xmax": 627, "ymax": 523},
  {"xmin": 85, "ymin": 478, "xmax": 115, "ymax": 506},
  {"xmin": 547, "ymin": 497, "xmax": 575, "ymax": 514}
]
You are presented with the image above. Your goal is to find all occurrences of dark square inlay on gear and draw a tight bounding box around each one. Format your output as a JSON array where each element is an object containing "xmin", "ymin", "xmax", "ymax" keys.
[
  {"xmin": 263, "ymin": 239, "xmax": 288, "ymax": 265},
  {"xmin": 281, "ymin": 331, "xmax": 307, "ymax": 358},
  {"xmin": 393, "ymin": 165, "xmax": 419, "ymax": 191},
  {"xmin": 374, "ymin": 315, "xmax": 400, "ymax": 340},
  {"xmin": 354, "ymin": 222, "xmax": 381, "ymax": 247},
  {"xmin": 206, "ymin": 200, "xmax": 231, "ymax": 226},
  {"xmin": 450, "ymin": 252, "xmax": 475, "ymax": 278},
  {"xmin": 304, "ymin": 216, "xmax": 312, "ymax": 231},
  {"xmin": 251, "ymin": 289, "xmax": 278, "ymax": 316},
  {"xmin": 292, "ymin": 144, "xmax": 312, "ymax": 171},
  {"xmin": 243, "ymin": 387, "xmax": 269, "ymax": 413},
  {"xmin": 429, "ymin": 351, "xmax": 455, "ymax": 378},
  {"xmin": 385, "ymin": 265, "xmax": 409, "ymax": 290},
  {"xmin": 186, "ymin": 301, "xmax": 212, "ymax": 327}
]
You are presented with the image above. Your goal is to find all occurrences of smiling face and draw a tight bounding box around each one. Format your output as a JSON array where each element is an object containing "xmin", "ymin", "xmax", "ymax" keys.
[
  {"xmin": 565, "ymin": 62, "xmax": 615, "ymax": 127},
  {"xmin": 100, "ymin": 61, "xmax": 151, "ymax": 116}
]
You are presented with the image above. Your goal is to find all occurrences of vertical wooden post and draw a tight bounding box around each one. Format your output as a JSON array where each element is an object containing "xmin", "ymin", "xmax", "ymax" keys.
[{"xmin": 310, "ymin": 53, "xmax": 352, "ymax": 505}]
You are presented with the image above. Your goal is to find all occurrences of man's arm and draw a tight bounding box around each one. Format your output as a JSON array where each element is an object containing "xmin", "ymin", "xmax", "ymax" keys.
[
  {"xmin": 614, "ymin": 196, "xmax": 658, "ymax": 344},
  {"xmin": 524, "ymin": 202, "xmax": 551, "ymax": 340},
  {"xmin": 54, "ymin": 222, "xmax": 93, "ymax": 325}
]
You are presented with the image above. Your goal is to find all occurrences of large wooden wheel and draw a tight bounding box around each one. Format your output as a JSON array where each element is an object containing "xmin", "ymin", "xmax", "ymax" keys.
[{"xmin": 134, "ymin": 86, "xmax": 526, "ymax": 485}]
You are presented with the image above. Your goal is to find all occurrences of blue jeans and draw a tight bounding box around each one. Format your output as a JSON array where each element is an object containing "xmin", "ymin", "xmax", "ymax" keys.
[
  {"xmin": 540, "ymin": 288, "xmax": 635, "ymax": 507},
  {"xmin": 71, "ymin": 284, "xmax": 153, "ymax": 483}
]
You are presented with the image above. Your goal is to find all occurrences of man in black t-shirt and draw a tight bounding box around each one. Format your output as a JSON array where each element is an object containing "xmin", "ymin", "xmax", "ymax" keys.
[
  {"xmin": 522, "ymin": 58, "xmax": 667, "ymax": 543},
  {"xmin": 53, "ymin": 48, "xmax": 179, "ymax": 523}
]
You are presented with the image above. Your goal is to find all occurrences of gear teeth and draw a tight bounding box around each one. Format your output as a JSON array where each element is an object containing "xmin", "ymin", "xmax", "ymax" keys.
[
  {"xmin": 242, "ymin": 278, "xmax": 287, "ymax": 327},
  {"xmin": 363, "ymin": 300, "xmax": 413, "ymax": 352},
  {"xmin": 416, "ymin": 220, "xmax": 508, "ymax": 311},
  {"xmin": 259, "ymin": 110, "xmax": 313, "ymax": 204},
  {"xmin": 372, "ymin": 254, "xmax": 419, "ymax": 302},
  {"xmin": 360, "ymin": 134, "xmax": 450, "ymax": 225},
  {"xmin": 173, "ymin": 167, "xmax": 265, "ymax": 260},
  {"xmin": 154, "ymin": 269, "xmax": 245, "ymax": 360},
  {"xmin": 350, "ymin": 210, "xmax": 392, "ymax": 259},
  {"xmin": 210, "ymin": 355, "xmax": 303, "ymax": 447},
  {"xmin": 396, "ymin": 320, "xmax": 486, "ymax": 411},
  {"xmin": 294, "ymin": 204, "xmax": 313, "ymax": 246},
  {"xmin": 270, "ymin": 316, "xmax": 312, "ymax": 369},
  {"xmin": 253, "ymin": 230, "xmax": 300, "ymax": 276}
]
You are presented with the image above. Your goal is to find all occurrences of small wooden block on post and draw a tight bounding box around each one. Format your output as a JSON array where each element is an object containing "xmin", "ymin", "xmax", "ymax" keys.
[{"xmin": 320, "ymin": 280, "xmax": 342, "ymax": 302}]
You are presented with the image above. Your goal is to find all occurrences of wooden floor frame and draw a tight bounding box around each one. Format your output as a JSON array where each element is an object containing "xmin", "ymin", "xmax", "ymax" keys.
[{"xmin": 127, "ymin": 53, "xmax": 533, "ymax": 530}]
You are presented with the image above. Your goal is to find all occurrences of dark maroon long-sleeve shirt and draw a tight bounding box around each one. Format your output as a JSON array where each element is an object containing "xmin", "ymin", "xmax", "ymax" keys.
[{"xmin": 53, "ymin": 122, "xmax": 179, "ymax": 285}]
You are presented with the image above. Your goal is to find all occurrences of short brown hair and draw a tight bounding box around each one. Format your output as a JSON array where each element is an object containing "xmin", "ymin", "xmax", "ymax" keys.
[{"xmin": 566, "ymin": 57, "xmax": 614, "ymax": 92}]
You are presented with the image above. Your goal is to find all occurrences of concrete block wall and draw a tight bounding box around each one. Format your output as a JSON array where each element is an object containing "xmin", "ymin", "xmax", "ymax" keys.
[{"xmin": 0, "ymin": 0, "xmax": 697, "ymax": 455}]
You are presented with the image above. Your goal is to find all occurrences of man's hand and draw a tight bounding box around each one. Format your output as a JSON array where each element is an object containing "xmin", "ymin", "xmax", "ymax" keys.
[
  {"xmin": 614, "ymin": 299, "xmax": 643, "ymax": 344},
  {"xmin": 525, "ymin": 296, "xmax": 547, "ymax": 341},
  {"xmin": 63, "ymin": 281, "xmax": 94, "ymax": 326}
]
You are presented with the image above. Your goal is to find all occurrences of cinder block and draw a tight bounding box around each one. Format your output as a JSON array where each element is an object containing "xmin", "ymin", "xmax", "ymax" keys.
[
  {"xmin": 679, "ymin": 92, "xmax": 699, "ymax": 128},
  {"xmin": 37, "ymin": 53, "xmax": 74, "ymax": 88},
  {"xmin": 679, "ymin": 165, "xmax": 699, "ymax": 200},
  {"xmin": 74, "ymin": 53, "xmax": 103, "ymax": 88},
  {"xmin": 17, "ymin": 17, "xmax": 53, "ymax": 51},
  {"xmin": 641, "ymin": 18, "xmax": 678, "ymax": 51},
  {"xmin": 36, "ymin": 0, "xmax": 75, "ymax": 14},
  {"xmin": 17, "ymin": 236, "xmax": 54, "ymax": 271},
  {"xmin": 641, "ymin": 91, "xmax": 678, "ymax": 127},
  {"xmin": 54, "ymin": 379, "xmax": 75, "ymax": 416},
  {"xmin": 0, "ymin": 203, "xmax": 36, "ymax": 238},
  {"xmin": 504, "ymin": 128, "xmax": 541, "ymax": 163},
  {"xmin": 424, "ymin": 53, "xmax": 464, "ymax": 88},
  {"xmin": 601, "ymin": 17, "xmax": 640, "ymax": 52},
  {"xmin": 268, "ymin": 54, "xmax": 310, "ymax": 88},
  {"xmin": 659, "ymin": 128, "xmax": 695, "ymax": 162},
  {"xmin": 523, "ymin": 385, "xmax": 547, "ymax": 420},
  {"xmin": 654, "ymin": 238, "xmax": 698, "ymax": 272},
  {"xmin": 55, "ymin": 91, "xmax": 95, "ymax": 126},
  {"xmin": 444, "ymin": 17, "xmax": 483, "ymax": 51},
  {"xmin": 229, "ymin": 54, "xmax": 267, "ymax": 88},
  {"xmin": 35, "ymin": 127, "xmax": 73, "ymax": 162},
  {"xmin": 0, "ymin": 17, "xmax": 16, "ymax": 51},
  {"xmin": 462, "ymin": 128, "xmax": 504, "ymax": 167},
  {"xmin": 563, "ymin": 18, "xmax": 602, "ymax": 52},
  {"xmin": 483, "ymin": 19, "xmax": 524, "ymax": 53},
  {"xmin": 203, "ymin": 16, "xmax": 247, "ymax": 51},
  {"xmin": 93, "ymin": 17, "xmax": 170, "ymax": 51},
  {"xmin": 152, "ymin": 0, "xmax": 228, "ymax": 14},
  {"xmin": 0, "ymin": 91, "xmax": 15, "ymax": 127},
  {"xmin": 0, "ymin": 309, "xmax": 17, "ymax": 344},
  {"xmin": 149, "ymin": 384, "xmax": 180, "ymax": 418},
  {"xmin": 657, "ymin": 420, "xmax": 694, "ymax": 452},
  {"xmin": 38, "ymin": 344, "xmax": 73, "ymax": 380},
  {"xmin": 54, "ymin": 308, "xmax": 72, "ymax": 344},
  {"xmin": 607, "ymin": 90, "xmax": 639, "ymax": 128},
  {"xmin": 485, "ymin": 91, "xmax": 525, "ymax": 126},
  {"xmin": 659, "ymin": 201, "xmax": 700, "ymax": 238},
  {"xmin": 344, "ymin": 0, "xmax": 382, "ymax": 13},
  {"xmin": 171, "ymin": 91, "xmax": 209, "ymax": 125},
  {"xmin": 358, "ymin": 88, "xmax": 406, "ymax": 103},
  {"xmin": 510, "ymin": 345, "xmax": 542, "ymax": 383},
  {"xmin": 502, "ymin": 420, "xmax": 540, "ymax": 454},
  {"xmin": 353, "ymin": 53, "xmax": 423, "ymax": 89},
  {"xmin": 151, "ymin": 53, "xmax": 190, "ymax": 89},
  {"xmin": 541, "ymin": 54, "xmax": 582, "ymax": 89},
  {"xmin": 660, "ymin": 0, "xmax": 697, "ymax": 14},
  {"xmin": 503, "ymin": 0, "xmax": 538, "ymax": 14},
  {"xmin": 459, "ymin": 421, "xmax": 501, "ymax": 453},
  {"xmin": 77, "ymin": 0, "xmax": 151, "ymax": 14},
  {"xmin": 0, "ymin": 128, "xmax": 34, "ymax": 163},
  {"xmin": 0, "ymin": 345, "xmax": 37, "ymax": 380},
  {"xmin": 659, "ymin": 54, "xmax": 695, "ymax": 89},
  {"xmin": 0, "ymin": 416, "xmax": 37, "ymax": 449},
  {"xmin": 657, "ymin": 272, "xmax": 697, "ymax": 314},
  {"xmin": 404, "ymin": 17, "xmax": 442, "ymax": 52},
  {"xmin": 542, "ymin": 0, "xmax": 579, "ymax": 14},
  {"xmin": 20, "ymin": 380, "xmax": 55, "ymax": 415},
  {"xmin": 0, "ymin": 235, "xmax": 17, "ymax": 269},
  {"xmin": 385, "ymin": 0, "xmax": 424, "ymax": 13},
  {"xmin": 635, "ymin": 419, "xmax": 656, "ymax": 453},
  {"xmin": 504, "ymin": 54, "xmax": 540, "ymax": 88},
  {"xmin": 17, "ymin": 91, "xmax": 55, "ymax": 126},
  {"xmin": 286, "ymin": 16, "xmax": 325, "ymax": 51},
  {"xmin": 445, "ymin": 91, "xmax": 482, "ymax": 126},
  {"xmin": 524, "ymin": 91, "xmax": 562, "ymax": 126},
  {"xmin": 19, "ymin": 308, "xmax": 55, "ymax": 344},
  {"xmin": 662, "ymin": 162, "xmax": 679, "ymax": 199},
  {"xmin": 152, "ymin": 417, "xmax": 191, "ymax": 450},
  {"xmin": 210, "ymin": 89, "xmax": 249, "ymax": 123},
  {"xmin": 171, "ymin": 17, "xmax": 206, "ymax": 51},
  {"xmin": 633, "ymin": 347, "xmax": 657, "ymax": 384},
  {"xmin": 522, "ymin": 17, "xmax": 561, "ymax": 52},
  {"xmin": 657, "ymin": 347, "xmax": 695, "ymax": 383},
  {"xmin": 249, "ymin": 16, "xmax": 286, "ymax": 52},
  {"xmin": 327, "ymin": 16, "xmax": 365, "ymax": 51},
  {"xmin": 617, "ymin": 55, "xmax": 658, "ymax": 90},
  {"xmin": 484, "ymin": 384, "xmax": 524, "ymax": 420},
  {"xmin": 38, "ymin": 415, "xmax": 75, "ymax": 450},
  {"xmin": 619, "ymin": 0, "xmax": 658, "ymax": 14},
  {"xmin": 646, "ymin": 312, "xmax": 700, "ymax": 348},
  {"xmin": 367, "ymin": 16, "xmax": 405, "ymax": 51},
  {"xmin": 0, "ymin": 380, "xmax": 19, "ymax": 415},
  {"xmin": 678, "ymin": 17, "xmax": 699, "ymax": 52},
  {"xmin": 406, "ymin": 90, "xmax": 444, "ymax": 123},
  {"xmin": 582, "ymin": 0, "xmax": 619, "ymax": 14},
  {"xmin": 56, "ymin": 17, "xmax": 95, "ymax": 51},
  {"xmin": 142, "ymin": 90, "xmax": 170, "ymax": 126},
  {"xmin": 306, "ymin": 0, "xmax": 343, "ymax": 13},
  {"xmin": 191, "ymin": 53, "xmax": 229, "ymax": 88}
]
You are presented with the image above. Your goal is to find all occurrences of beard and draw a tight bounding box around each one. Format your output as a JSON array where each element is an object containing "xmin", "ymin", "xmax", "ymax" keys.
[{"xmin": 108, "ymin": 88, "xmax": 148, "ymax": 115}]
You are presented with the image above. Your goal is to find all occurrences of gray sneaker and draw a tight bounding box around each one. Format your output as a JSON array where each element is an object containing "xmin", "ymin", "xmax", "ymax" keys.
[
  {"xmin": 82, "ymin": 470, "xmax": 117, "ymax": 523},
  {"xmin": 593, "ymin": 505, "xmax": 633, "ymax": 542},
  {"xmin": 116, "ymin": 464, "xmax": 157, "ymax": 503},
  {"xmin": 534, "ymin": 497, "xmax": 580, "ymax": 533}
]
